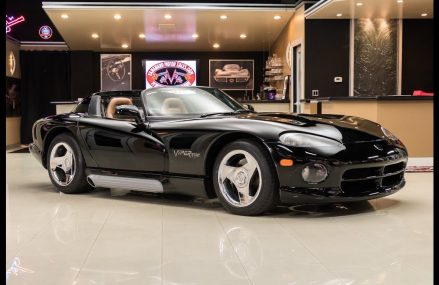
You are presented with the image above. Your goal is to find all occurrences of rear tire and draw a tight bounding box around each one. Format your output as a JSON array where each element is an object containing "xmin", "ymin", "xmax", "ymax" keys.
[
  {"xmin": 213, "ymin": 139, "xmax": 279, "ymax": 216},
  {"xmin": 47, "ymin": 133, "xmax": 92, "ymax": 194}
]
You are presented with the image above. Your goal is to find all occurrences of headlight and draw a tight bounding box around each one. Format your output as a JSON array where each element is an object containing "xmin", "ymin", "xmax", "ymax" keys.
[{"xmin": 279, "ymin": 133, "xmax": 346, "ymax": 155}]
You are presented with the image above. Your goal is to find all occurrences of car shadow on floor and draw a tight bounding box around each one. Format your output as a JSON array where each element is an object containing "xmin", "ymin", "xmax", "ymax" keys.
[{"xmin": 31, "ymin": 183, "xmax": 401, "ymax": 217}]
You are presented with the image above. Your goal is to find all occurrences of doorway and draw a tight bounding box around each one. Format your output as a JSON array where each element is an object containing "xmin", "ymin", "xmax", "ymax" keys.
[{"xmin": 291, "ymin": 44, "xmax": 302, "ymax": 113}]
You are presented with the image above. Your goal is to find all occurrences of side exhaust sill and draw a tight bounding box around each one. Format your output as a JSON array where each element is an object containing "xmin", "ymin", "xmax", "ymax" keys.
[{"xmin": 87, "ymin": 174, "xmax": 164, "ymax": 193}]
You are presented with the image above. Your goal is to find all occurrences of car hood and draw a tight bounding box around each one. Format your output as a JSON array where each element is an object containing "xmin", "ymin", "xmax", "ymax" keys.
[
  {"xmin": 150, "ymin": 112, "xmax": 391, "ymax": 144},
  {"xmin": 237, "ymin": 112, "xmax": 388, "ymax": 144}
]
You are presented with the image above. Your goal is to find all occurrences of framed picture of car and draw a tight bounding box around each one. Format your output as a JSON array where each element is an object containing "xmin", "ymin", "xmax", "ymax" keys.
[
  {"xmin": 209, "ymin": 59, "xmax": 254, "ymax": 90},
  {"xmin": 100, "ymin": 54, "xmax": 132, "ymax": 91}
]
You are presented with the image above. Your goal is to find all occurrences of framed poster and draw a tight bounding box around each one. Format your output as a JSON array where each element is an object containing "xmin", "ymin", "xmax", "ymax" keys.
[
  {"xmin": 100, "ymin": 54, "xmax": 132, "ymax": 91},
  {"xmin": 143, "ymin": 60, "xmax": 197, "ymax": 89},
  {"xmin": 209, "ymin": 59, "xmax": 254, "ymax": 90}
]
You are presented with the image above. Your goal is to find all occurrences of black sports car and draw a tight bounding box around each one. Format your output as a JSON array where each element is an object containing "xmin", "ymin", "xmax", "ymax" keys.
[{"xmin": 30, "ymin": 87, "xmax": 407, "ymax": 215}]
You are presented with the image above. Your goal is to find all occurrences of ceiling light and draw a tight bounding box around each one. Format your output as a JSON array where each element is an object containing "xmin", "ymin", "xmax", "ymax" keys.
[
  {"xmin": 421, "ymin": 13, "xmax": 428, "ymax": 17},
  {"xmin": 213, "ymin": 43, "xmax": 220, "ymax": 48},
  {"xmin": 164, "ymin": 14, "xmax": 172, "ymax": 20},
  {"xmin": 274, "ymin": 15, "xmax": 281, "ymax": 20},
  {"xmin": 220, "ymin": 15, "xmax": 227, "ymax": 20},
  {"xmin": 61, "ymin": 14, "xmax": 69, "ymax": 19},
  {"xmin": 396, "ymin": 0, "xmax": 403, "ymax": 3},
  {"xmin": 121, "ymin": 43, "xmax": 128, "ymax": 48},
  {"xmin": 114, "ymin": 14, "xmax": 122, "ymax": 20},
  {"xmin": 139, "ymin": 33, "xmax": 145, "ymax": 38},
  {"xmin": 91, "ymin": 33, "xmax": 99, "ymax": 39},
  {"xmin": 336, "ymin": 13, "xmax": 343, "ymax": 17},
  {"xmin": 240, "ymin": 34, "xmax": 247, "ymax": 39},
  {"xmin": 356, "ymin": 2, "xmax": 363, "ymax": 6},
  {"xmin": 192, "ymin": 33, "xmax": 199, "ymax": 38}
]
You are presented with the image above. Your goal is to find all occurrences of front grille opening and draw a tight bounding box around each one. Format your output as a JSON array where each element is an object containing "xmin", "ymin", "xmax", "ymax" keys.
[
  {"xmin": 384, "ymin": 162, "xmax": 405, "ymax": 175},
  {"xmin": 382, "ymin": 173, "xmax": 403, "ymax": 187},
  {"xmin": 343, "ymin": 167, "xmax": 382, "ymax": 180},
  {"xmin": 341, "ymin": 179, "xmax": 380, "ymax": 195}
]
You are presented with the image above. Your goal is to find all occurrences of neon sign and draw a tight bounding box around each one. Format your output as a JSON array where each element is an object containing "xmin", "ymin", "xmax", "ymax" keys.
[
  {"xmin": 39, "ymin": 25, "xmax": 52, "ymax": 39},
  {"xmin": 6, "ymin": 15, "xmax": 25, "ymax": 33}
]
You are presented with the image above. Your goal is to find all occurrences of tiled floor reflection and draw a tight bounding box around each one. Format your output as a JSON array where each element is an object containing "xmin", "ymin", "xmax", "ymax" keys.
[{"xmin": 6, "ymin": 153, "xmax": 433, "ymax": 285}]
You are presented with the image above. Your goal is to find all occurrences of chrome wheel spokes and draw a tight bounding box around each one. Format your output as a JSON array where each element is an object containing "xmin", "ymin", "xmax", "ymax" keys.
[
  {"xmin": 218, "ymin": 150, "xmax": 261, "ymax": 207},
  {"xmin": 49, "ymin": 142, "xmax": 76, "ymax": 186}
]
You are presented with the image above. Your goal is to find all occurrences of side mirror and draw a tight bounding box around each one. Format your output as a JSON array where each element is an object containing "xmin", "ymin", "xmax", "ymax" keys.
[
  {"xmin": 243, "ymin": 104, "xmax": 255, "ymax": 112},
  {"xmin": 115, "ymin": 105, "xmax": 144, "ymax": 124}
]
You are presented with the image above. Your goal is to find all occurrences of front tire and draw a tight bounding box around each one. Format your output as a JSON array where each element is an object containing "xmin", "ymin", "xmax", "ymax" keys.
[
  {"xmin": 47, "ymin": 133, "xmax": 92, "ymax": 194},
  {"xmin": 213, "ymin": 139, "xmax": 279, "ymax": 215}
]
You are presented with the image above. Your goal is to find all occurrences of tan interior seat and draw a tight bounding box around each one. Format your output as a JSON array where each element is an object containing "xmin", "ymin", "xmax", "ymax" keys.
[
  {"xmin": 106, "ymin": 97, "xmax": 133, "ymax": 118},
  {"xmin": 160, "ymin": 98, "xmax": 188, "ymax": 115}
]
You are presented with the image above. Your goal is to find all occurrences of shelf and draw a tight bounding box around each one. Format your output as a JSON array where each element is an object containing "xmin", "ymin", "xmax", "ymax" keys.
[{"xmin": 265, "ymin": 66, "xmax": 283, "ymax": 69}]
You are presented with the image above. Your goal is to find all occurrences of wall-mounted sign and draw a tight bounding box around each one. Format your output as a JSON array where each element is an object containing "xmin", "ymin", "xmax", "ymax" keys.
[
  {"xmin": 8, "ymin": 51, "xmax": 16, "ymax": 76},
  {"xmin": 100, "ymin": 54, "xmax": 132, "ymax": 91},
  {"xmin": 6, "ymin": 15, "xmax": 25, "ymax": 33},
  {"xmin": 143, "ymin": 60, "xmax": 197, "ymax": 89},
  {"xmin": 38, "ymin": 25, "xmax": 52, "ymax": 40}
]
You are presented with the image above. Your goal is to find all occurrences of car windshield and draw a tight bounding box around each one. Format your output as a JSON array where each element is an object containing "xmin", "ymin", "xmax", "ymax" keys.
[{"xmin": 142, "ymin": 87, "xmax": 247, "ymax": 116}]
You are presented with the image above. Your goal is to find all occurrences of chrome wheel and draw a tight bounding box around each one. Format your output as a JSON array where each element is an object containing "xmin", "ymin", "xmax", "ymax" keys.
[
  {"xmin": 49, "ymin": 142, "xmax": 76, "ymax": 186},
  {"xmin": 217, "ymin": 150, "xmax": 262, "ymax": 207}
]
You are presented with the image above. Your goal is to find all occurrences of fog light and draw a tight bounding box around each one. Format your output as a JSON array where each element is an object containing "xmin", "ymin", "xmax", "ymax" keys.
[{"xmin": 302, "ymin": 163, "xmax": 328, "ymax": 183}]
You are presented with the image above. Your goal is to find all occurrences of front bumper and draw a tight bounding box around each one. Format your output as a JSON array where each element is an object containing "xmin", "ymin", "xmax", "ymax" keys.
[
  {"xmin": 29, "ymin": 143, "xmax": 43, "ymax": 165},
  {"xmin": 265, "ymin": 141, "xmax": 408, "ymax": 204}
]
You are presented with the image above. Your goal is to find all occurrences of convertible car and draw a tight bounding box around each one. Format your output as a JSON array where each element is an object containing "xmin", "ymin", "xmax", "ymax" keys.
[{"xmin": 30, "ymin": 87, "xmax": 407, "ymax": 215}]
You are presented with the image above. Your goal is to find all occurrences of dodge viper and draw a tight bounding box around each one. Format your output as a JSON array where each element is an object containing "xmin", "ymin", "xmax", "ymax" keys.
[{"xmin": 30, "ymin": 87, "xmax": 407, "ymax": 215}]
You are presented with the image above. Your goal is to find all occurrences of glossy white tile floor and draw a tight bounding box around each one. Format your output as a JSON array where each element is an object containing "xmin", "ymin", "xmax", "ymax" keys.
[{"xmin": 6, "ymin": 153, "xmax": 433, "ymax": 285}]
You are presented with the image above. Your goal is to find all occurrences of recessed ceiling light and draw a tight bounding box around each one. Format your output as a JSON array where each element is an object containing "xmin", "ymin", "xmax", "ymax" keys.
[
  {"xmin": 164, "ymin": 14, "xmax": 172, "ymax": 20},
  {"xmin": 356, "ymin": 2, "xmax": 363, "ymax": 6},
  {"xmin": 396, "ymin": 0, "xmax": 403, "ymax": 3},
  {"xmin": 274, "ymin": 15, "xmax": 281, "ymax": 20},
  {"xmin": 240, "ymin": 34, "xmax": 247, "ymax": 39},
  {"xmin": 220, "ymin": 15, "xmax": 228, "ymax": 20},
  {"xmin": 114, "ymin": 14, "xmax": 122, "ymax": 20},
  {"xmin": 91, "ymin": 33, "xmax": 99, "ymax": 39},
  {"xmin": 61, "ymin": 14, "xmax": 69, "ymax": 19},
  {"xmin": 139, "ymin": 33, "xmax": 145, "ymax": 38},
  {"xmin": 213, "ymin": 43, "xmax": 220, "ymax": 48},
  {"xmin": 192, "ymin": 33, "xmax": 199, "ymax": 38},
  {"xmin": 336, "ymin": 13, "xmax": 343, "ymax": 17},
  {"xmin": 421, "ymin": 13, "xmax": 428, "ymax": 17}
]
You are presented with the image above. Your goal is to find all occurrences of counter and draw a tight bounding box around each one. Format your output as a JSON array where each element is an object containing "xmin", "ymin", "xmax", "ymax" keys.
[
  {"xmin": 300, "ymin": 95, "xmax": 433, "ymax": 157},
  {"xmin": 50, "ymin": 101, "xmax": 79, "ymax": 114}
]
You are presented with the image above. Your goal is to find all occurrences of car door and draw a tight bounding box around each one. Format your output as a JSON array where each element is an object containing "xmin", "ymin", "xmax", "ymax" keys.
[{"xmin": 78, "ymin": 96, "xmax": 165, "ymax": 173}]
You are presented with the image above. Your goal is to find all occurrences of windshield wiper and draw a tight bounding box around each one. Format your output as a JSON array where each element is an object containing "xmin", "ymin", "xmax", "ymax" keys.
[{"xmin": 200, "ymin": 109, "xmax": 252, "ymax": 118}]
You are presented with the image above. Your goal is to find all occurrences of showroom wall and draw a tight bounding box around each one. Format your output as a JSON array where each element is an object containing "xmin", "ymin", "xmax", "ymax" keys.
[
  {"xmin": 304, "ymin": 19, "xmax": 350, "ymax": 98},
  {"xmin": 19, "ymin": 50, "xmax": 267, "ymax": 144},
  {"xmin": 304, "ymin": 19, "xmax": 434, "ymax": 98},
  {"xmin": 6, "ymin": 38, "xmax": 22, "ymax": 147},
  {"xmin": 401, "ymin": 19, "xmax": 434, "ymax": 95}
]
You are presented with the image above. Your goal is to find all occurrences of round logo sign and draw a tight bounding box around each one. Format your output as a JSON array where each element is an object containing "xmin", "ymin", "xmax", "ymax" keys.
[
  {"xmin": 39, "ymin": 25, "xmax": 52, "ymax": 40},
  {"xmin": 146, "ymin": 61, "xmax": 196, "ymax": 88}
]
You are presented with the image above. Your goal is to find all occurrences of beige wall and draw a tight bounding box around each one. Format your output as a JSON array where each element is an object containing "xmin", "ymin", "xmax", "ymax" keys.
[
  {"xmin": 6, "ymin": 117, "xmax": 21, "ymax": 146},
  {"xmin": 269, "ymin": 5, "xmax": 305, "ymax": 113},
  {"xmin": 302, "ymin": 101, "xmax": 433, "ymax": 157}
]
